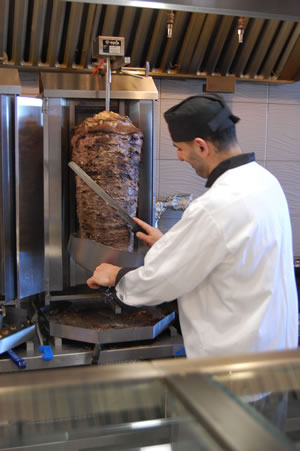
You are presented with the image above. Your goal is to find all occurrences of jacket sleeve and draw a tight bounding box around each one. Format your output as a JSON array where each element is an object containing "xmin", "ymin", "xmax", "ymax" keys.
[{"xmin": 116, "ymin": 202, "xmax": 228, "ymax": 306}]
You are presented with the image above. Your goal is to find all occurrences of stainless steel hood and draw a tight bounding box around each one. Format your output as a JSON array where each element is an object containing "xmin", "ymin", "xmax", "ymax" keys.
[
  {"xmin": 0, "ymin": 0, "xmax": 299, "ymax": 82},
  {"xmin": 0, "ymin": 67, "xmax": 21, "ymax": 94},
  {"xmin": 40, "ymin": 72, "xmax": 158, "ymax": 99}
]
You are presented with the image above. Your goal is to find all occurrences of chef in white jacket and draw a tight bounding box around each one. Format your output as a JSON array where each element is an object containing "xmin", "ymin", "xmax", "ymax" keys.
[{"xmin": 87, "ymin": 93, "xmax": 298, "ymax": 360}]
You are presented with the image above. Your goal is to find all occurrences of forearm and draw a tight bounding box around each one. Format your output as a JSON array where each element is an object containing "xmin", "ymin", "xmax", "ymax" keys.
[
  {"xmin": 116, "ymin": 266, "xmax": 178, "ymax": 307},
  {"xmin": 116, "ymin": 242, "xmax": 190, "ymax": 306},
  {"xmin": 116, "ymin": 207, "xmax": 226, "ymax": 306}
]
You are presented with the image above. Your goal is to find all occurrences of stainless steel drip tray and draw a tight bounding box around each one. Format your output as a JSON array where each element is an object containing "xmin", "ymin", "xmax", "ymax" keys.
[{"xmin": 49, "ymin": 300, "xmax": 175, "ymax": 345}]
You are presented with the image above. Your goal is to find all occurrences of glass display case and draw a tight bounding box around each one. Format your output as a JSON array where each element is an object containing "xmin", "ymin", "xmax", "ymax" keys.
[
  {"xmin": 1, "ymin": 349, "xmax": 300, "ymax": 450},
  {"xmin": 212, "ymin": 357, "xmax": 300, "ymax": 444}
]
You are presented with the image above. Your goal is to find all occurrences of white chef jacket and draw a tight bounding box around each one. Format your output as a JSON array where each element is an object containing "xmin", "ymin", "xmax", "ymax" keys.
[{"xmin": 116, "ymin": 154, "xmax": 298, "ymax": 359}]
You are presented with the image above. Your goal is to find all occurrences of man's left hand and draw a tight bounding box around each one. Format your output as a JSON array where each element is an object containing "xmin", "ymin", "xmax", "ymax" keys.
[{"xmin": 87, "ymin": 263, "xmax": 121, "ymax": 289}]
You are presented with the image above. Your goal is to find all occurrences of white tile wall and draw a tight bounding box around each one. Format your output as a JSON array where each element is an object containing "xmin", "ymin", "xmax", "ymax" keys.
[
  {"xmin": 160, "ymin": 78, "xmax": 205, "ymax": 99},
  {"xmin": 154, "ymin": 77, "xmax": 300, "ymax": 255},
  {"xmin": 265, "ymin": 161, "xmax": 300, "ymax": 217},
  {"xmin": 221, "ymin": 82, "xmax": 269, "ymax": 104},
  {"xmin": 232, "ymin": 102, "xmax": 267, "ymax": 161},
  {"xmin": 160, "ymin": 98, "xmax": 184, "ymax": 159},
  {"xmin": 266, "ymin": 104, "xmax": 300, "ymax": 160},
  {"xmin": 154, "ymin": 78, "xmax": 161, "ymax": 92},
  {"xmin": 158, "ymin": 159, "xmax": 207, "ymax": 199},
  {"xmin": 291, "ymin": 216, "xmax": 300, "ymax": 256},
  {"xmin": 269, "ymin": 82, "xmax": 300, "ymax": 105}
]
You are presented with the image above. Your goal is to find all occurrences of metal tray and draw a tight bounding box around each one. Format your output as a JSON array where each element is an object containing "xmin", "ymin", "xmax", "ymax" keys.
[
  {"xmin": 0, "ymin": 307, "xmax": 36, "ymax": 354},
  {"xmin": 50, "ymin": 311, "xmax": 175, "ymax": 345}
]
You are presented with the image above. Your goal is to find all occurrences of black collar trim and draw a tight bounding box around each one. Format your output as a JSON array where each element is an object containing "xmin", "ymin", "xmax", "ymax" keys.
[{"xmin": 205, "ymin": 153, "xmax": 256, "ymax": 188}]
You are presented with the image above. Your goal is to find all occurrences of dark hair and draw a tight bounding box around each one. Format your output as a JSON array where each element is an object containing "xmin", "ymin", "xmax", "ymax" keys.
[{"xmin": 205, "ymin": 125, "xmax": 238, "ymax": 152}]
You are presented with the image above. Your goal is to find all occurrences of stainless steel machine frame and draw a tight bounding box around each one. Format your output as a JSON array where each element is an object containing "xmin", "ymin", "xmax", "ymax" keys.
[
  {"xmin": 0, "ymin": 69, "xmax": 42, "ymax": 359},
  {"xmin": 0, "ymin": 69, "xmax": 20, "ymax": 302},
  {"xmin": 34, "ymin": 71, "xmax": 181, "ymax": 369},
  {"xmin": 0, "ymin": 70, "xmax": 184, "ymax": 371},
  {"xmin": 0, "ymin": 69, "xmax": 44, "ymax": 301},
  {"xmin": 42, "ymin": 72, "xmax": 158, "ymax": 294},
  {"xmin": 15, "ymin": 96, "xmax": 44, "ymax": 299}
]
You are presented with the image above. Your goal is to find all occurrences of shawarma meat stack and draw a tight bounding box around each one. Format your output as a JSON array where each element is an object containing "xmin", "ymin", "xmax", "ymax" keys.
[{"xmin": 71, "ymin": 111, "xmax": 143, "ymax": 250}]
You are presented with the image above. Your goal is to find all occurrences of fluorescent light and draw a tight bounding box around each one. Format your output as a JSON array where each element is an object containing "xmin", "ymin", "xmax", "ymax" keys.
[
  {"xmin": 18, "ymin": 97, "xmax": 42, "ymax": 107},
  {"xmin": 129, "ymin": 419, "xmax": 164, "ymax": 430},
  {"xmin": 141, "ymin": 445, "xmax": 172, "ymax": 451}
]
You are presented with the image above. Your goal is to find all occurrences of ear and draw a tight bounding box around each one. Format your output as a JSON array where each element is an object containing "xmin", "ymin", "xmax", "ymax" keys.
[{"xmin": 193, "ymin": 137, "xmax": 209, "ymax": 157}]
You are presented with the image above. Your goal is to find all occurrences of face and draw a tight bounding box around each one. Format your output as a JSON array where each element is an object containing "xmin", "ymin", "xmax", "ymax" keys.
[{"xmin": 173, "ymin": 140, "xmax": 209, "ymax": 178}]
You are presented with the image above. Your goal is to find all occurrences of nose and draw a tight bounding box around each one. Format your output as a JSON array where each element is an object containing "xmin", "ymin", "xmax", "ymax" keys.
[{"xmin": 177, "ymin": 150, "xmax": 184, "ymax": 161}]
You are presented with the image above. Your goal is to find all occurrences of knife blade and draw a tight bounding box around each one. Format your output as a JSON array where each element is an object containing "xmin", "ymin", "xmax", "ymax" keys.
[{"xmin": 68, "ymin": 161, "xmax": 142, "ymax": 233}]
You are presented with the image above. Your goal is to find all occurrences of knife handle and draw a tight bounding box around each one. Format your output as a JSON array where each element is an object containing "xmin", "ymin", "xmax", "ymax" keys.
[{"xmin": 131, "ymin": 223, "xmax": 145, "ymax": 234}]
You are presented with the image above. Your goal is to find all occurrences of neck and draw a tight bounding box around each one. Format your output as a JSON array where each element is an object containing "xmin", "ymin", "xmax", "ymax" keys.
[{"xmin": 208, "ymin": 144, "xmax": 242, "ymax": 175}]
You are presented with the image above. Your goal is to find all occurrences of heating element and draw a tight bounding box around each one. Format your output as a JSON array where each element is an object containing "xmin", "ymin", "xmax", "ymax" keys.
[
  {"xmin": 41, "ymin": 71, "xmax": 158, "ymax": 294},
  {"xmin": 38, "ymin": 68, "xmax": 183, "ymax": 366},
  {"xmin": 0, "ymin": 57, "xmax": 184, "ymax": 372}
]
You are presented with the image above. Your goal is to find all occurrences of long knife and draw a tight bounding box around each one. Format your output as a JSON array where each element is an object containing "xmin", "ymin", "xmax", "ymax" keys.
[{"xmin": 68, "ymin": 161, "xmax": 142, "ymax": 233}]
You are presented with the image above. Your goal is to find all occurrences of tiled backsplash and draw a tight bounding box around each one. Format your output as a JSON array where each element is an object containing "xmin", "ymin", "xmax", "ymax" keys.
[{"xmin": 155, "ymin": 79, "xmax": 300, "ymax": 256}]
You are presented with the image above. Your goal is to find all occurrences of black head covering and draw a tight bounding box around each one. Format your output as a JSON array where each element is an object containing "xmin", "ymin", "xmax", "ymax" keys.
[{"xmin": 164, "ymin": 93, "xmax": 240, "ymax": 142}]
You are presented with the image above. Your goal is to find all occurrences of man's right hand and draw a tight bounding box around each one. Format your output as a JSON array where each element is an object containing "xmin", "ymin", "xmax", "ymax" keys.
[{"xmin": 133, "ymin": 217, "xmax": 163, "ymax": 248}]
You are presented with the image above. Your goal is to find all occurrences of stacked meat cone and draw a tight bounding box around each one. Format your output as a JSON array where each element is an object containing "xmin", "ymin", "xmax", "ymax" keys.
[{"xmin": 71, "ymin": 111, "xmax": 143, "ymax": 251}]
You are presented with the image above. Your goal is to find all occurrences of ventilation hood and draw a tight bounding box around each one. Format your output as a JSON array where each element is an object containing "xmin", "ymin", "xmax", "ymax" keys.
[{"xmin": 0, "ymin": 0, "xmax": 299, "ymax": 83}]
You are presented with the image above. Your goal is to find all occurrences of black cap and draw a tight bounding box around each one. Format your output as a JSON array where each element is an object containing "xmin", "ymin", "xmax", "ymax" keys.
[{"xmin": 164, "ymin": 93, "xmax": 240, "ymax": 142}]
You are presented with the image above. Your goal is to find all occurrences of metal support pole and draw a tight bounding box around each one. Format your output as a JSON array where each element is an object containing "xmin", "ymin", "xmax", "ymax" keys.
[
  {"xmin": 105, "ymin": 57, "xmax": 111, "ymax": 111},
  {"xmin": 92, "ymin": 343, "xmax": 102, "ymax": 364}
]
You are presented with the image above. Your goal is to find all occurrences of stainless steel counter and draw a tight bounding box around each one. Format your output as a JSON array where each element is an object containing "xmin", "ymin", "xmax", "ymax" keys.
[
  {"xmin": 1, "ymin": 349, "xmax": 300, "ymax": 450},
  {"xmin": 0, "ymin": 329, "xmax": 184, "ymax": 372}
]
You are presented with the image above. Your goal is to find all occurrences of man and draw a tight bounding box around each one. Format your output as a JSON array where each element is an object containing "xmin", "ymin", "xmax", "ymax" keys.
[{"xmin": 87, "ymin": 93, "xmax": 298, "ymax": 359}]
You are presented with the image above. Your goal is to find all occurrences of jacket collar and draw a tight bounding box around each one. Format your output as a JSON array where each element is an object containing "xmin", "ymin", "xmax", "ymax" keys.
[{"xmin": 205, "ymin": 152, "xmax": 256, "ymax": 188}]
